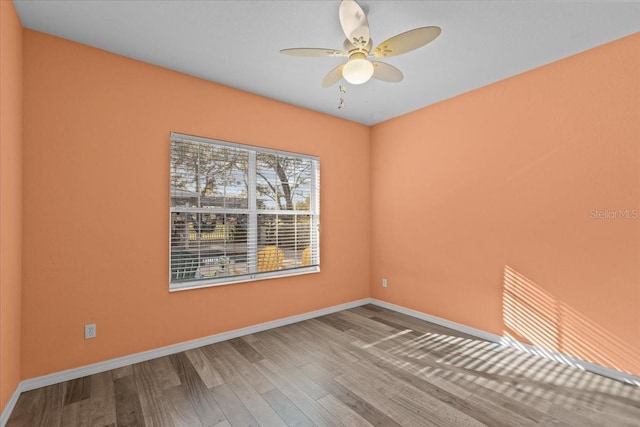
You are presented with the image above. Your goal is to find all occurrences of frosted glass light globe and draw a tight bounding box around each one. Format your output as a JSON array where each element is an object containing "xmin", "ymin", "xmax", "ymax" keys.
[{"xmin": 342, "ymin": 58, "xmax": 374, "ymax": 85}]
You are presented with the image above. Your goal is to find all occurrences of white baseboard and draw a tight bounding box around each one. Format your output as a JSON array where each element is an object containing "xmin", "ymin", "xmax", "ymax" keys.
[
  {"xmin": 370, "ymin": 299, "xmax": 640, "ymax": 387},
  {"xmin": 19, "ymin": 298, "xmax": 372, "ymax": 394},
  {"xmin": 0, "ymin": 384, "xmax": 22, "ymax": 427},
  {"xmin": 370, "ymin": 299, "xmax": 504, "ymax": 343}
]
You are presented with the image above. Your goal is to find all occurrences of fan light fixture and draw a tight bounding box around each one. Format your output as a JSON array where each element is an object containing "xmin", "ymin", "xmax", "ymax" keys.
[
  {"xmin": 280, "ymin": 0, "xmax": 441, "ymax": 88},
  {"xmin": 342, "ymin": 55, "xmax": 374, "ymax": 85}
]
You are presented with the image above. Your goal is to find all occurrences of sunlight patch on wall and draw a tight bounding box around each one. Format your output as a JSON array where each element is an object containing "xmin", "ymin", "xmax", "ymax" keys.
[{"xmin": 502, "ymin": 265, "xmax": 638, "ymax": 376}]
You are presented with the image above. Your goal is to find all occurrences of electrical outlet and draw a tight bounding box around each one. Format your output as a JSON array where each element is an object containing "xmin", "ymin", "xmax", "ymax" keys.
[
  {"xmin": 85, "ymin": 323, "xmax": 96, "ymax": 339},
  {"xmin": 382, "ymin": 278, "xmax": 388, "ymax": 288}
]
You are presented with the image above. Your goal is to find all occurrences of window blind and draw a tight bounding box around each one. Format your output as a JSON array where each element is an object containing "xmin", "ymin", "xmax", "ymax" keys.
[{"xmin": 170, "ymin": 132, "xmax": 320, "ymax": 290}]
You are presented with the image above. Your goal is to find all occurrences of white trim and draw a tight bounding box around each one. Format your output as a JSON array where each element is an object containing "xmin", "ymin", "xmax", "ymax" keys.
[
  {"xmin": 0, "ymin": 384, "xmax": 22, "ymax": 427},
  {"xmin": 170, "ymin": 266, "xmax": 321, "ymax": 292},
  {"xmin": 497, "ymin": 335, "xmax": 640, "ymax": 386},
  {"xmin": 370, "ymin": 299, "xmax": 503, "ymax": 343},
  {"xmin": 170, "ymin": 132, "xmax": 319, "ymax": 161},
  {"xmin": 20, "ymin": 298, "xmax": 372, "ymax": 393},
  {"xmin": 370, "ymin": 299, "xmax": 640, "ymax": 387}
]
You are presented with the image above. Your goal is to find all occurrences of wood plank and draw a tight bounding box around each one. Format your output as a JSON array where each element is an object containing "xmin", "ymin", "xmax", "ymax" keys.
[
  {"xmin": 210, "ymin": 340, "xmax": 276, "ymax": 395},
  {"xmin": 225, "ymin": 375, "xmax": 287, "ymax": 427},
  {"xmin": 6, "ymin": 388, "xmax": 43, "ymax": 422},
  {"xmin": 338, "ymin": 368, "xmax": 488, "ymax": 427},
  {"xmin": 132, "ymin": 361, "xmax": 176, "ymax": 427},
  {"xmin": 64, "ymin": 376, "xmax": 91, "ymax": 405},
  {"xmin": 185, "ymin": 347, "xmax": 226, "ymax": 389},
  {"xmin": 267, "ymin": 324, "xmax": 356, "ymax": 376},
  {"xmin": 295, "ymin": 320, "xmax": 367, "ymax": 367},
  {"xmin": 5, "ymin": 418, "xmax": 31, "ymax": 427},
  {"xmin": 302, "ymin": 318, "xmax": 365, "ymax": 349},
  {"xmin": 31, "ymin": 383, "xmax": 65, "ymax": 427},
  {"xmin": 113, "ymin": 364, "xmax": 133, "ymax": 379},
  {"xmin": 469, "ymin": 375, "xmax": 554, "ymax": 414},
  {"xmin": 114, "ymin": 375, "xmax": 145, "ymax": 427},
  {"xmin": 201, "ymin": 344, "xmax": 244, "ymax": 382},
  {"xmin": 369, "ymin": 315, "xmax": 425, "ymax": 335},
  {"xmin": 334, "ymin": 373, "xmax": 431, "ymax": 426},
  {"xmin": 366, "ymin": 307, "xmax": 477, "ymax": 341},
  {"xmin": 60, "ymin": 399, "xmax": 90, "ymax": 427},
  {"xmin": 249, "ymin": 331, "xmax": 308, "ymax": 369},
  {"xmin": 164, "ymin": 385, "xmax": 204, "ymax": 427},
  {"xmin": 337, "ymin": 310, "xmax": 400, "ymax": 335},
  {"xmin": 228, "ymin": 337, "xmax": 265, "ymax": 363},
  {"xmin": 360, "ymin": 304, "xmax": 383, "ymax": 313},
  {"xmin": 210, "ymin": 383, "xmax": 259, "ymax": 427},
  {"xmin": 149, "ymin": 356, "xmax": 182, "ymax": 390},
  {"xmin": 346, "ymin": 306, "xmax": 378, "ymax": 318},
  {"xmin": 546, "ymin": 399, "xmax": 640, "ymax": 427},
  {"xmin": 241, "ymin": 334, "xmax": 329, "ymax": 401},
  {"xmin": 88, "ymin": 371, "xmax": 117, "ymax": 427},
  {"xmin": 299, "ymin": 362, "xmax": 402, "ymax": 427},
  {"xmin": 538, "ymin": 415, "xmax": 573, "ymax": 426},
  {"xmin": 261, "ymin": 388, "xmax": 315, "ymax": 427},
  {"xmin": 169, "ymin": 352, "xmax": 227, "ymax": 426},
  {"xmin": 317, "ymin": 394, "xmax": 374, "ymax": 427},
  {"xmin": 315, "ymin": 314, "xmax": 356, "ymax": 332},
  {"xmin": 462, "ymin": 392, "xmax": 541, "ymax": 427},
  {"xmin": 255, "ymin": 359, "xmax": 340, "ymax": 426}
]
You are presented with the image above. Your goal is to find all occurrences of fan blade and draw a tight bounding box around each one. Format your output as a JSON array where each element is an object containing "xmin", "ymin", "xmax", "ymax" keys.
[
  {"xmin": 372, "ymin": 26, "xmax": 441, "ymax": 58},
  {"xmin": 372, "ymin": 62, "xmax": 403, "ymax": 82},
  {"xmin": 280, "ymin": 48, "xmax": 347, "ymax": 57},
  {"xmin": 322, "ymin": 64, "xmax": 344, "ymax": 88},
  {"xmin": 339, "ymin": 0, "xmax": 370, "ymax": 48}
]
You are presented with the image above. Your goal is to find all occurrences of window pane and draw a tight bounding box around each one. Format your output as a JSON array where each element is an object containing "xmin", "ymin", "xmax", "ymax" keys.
[
  {"xmin": 256, "ymin": 154, "xmax": 312, "ymax": 211},
  {"xmin": 199, "ymin": 145, "xmax": 249, "ymax": 209},
  {"xmin": 170, "ymin": 142, "xmax": 200, "ymax": 208},
  {"xmin": 171, "ymin": 212, "xmax": 249, "ymax": 281},
  {"xmin": 291, "ymin": 159, "xmax": 313, "ymax": 211},
  {"xmin": 256, "ymin": 153, "xmax": 279, "ymax": 210},
  {"xmin": 171, "ymin": 141, "xmax": 248, "ymax": 209},
  {"xmin": 256, "ymin": 214, "xmax": 314, "ymax": 271}
]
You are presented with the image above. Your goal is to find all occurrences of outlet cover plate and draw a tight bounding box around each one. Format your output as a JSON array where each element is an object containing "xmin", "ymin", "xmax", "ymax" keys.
[{"xmin": 85, "ymin": 323, "xmax": 96, "ymax": 339}]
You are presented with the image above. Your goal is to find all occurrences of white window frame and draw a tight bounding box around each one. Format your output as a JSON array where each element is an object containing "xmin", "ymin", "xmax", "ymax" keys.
[{"xmin": 170, "ymin": 132, "xmax": 320, "ymax": 291}]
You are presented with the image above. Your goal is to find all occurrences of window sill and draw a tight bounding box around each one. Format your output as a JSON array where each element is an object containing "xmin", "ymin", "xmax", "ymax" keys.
[{"xmin": 169, "ymin": 266, "xmax": 320, "ymax": 292}]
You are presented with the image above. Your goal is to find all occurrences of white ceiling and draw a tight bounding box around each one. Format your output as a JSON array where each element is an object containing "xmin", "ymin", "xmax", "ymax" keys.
[{"xmin": 13, "ymin": 0, "xmax": 640, "ymax": 125}]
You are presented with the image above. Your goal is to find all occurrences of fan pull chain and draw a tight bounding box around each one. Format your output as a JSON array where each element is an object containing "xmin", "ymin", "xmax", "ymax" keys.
[{"xmin": 338, "ymin": 84, "xmax": 347, "ymax": 110}]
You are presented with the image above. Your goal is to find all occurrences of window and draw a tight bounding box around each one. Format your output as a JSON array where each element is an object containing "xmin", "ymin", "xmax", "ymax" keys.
[{"xmin": 170, "ymin": 132, "xmax": 320, "ymax": 290}]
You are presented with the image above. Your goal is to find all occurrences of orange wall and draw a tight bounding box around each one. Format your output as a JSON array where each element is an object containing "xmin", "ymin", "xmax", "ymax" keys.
[
  {"xmin": 0, "ymin": 0, "xmax": 23, "ymax": 413},
  {"xmin": 21, "ymin": 30, "xmax": 370, "ymax": 379},
  {"xmin": 371, "ymin": 33, "xmax": 640, "ymax": 375}
]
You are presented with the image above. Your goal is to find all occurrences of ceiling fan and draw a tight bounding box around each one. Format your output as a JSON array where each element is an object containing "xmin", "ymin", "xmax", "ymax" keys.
[{"xmin": 280, "ymin": 0, "xmax": 441, "ymax": 87}]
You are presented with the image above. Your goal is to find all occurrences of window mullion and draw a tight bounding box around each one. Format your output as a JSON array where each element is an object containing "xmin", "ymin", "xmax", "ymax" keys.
[
  {"xmin": 310, "ymin": 160, "xmax": 320, "ymax": 265},
  {"xmin": 247, "ymin": 151, "xmax": 258, "ymax": 274}
]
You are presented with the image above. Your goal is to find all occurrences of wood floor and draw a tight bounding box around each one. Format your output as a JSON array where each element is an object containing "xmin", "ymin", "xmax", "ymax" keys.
[{"xmin": 7, "ymin": 305, "xmax": 640, "ymax": 426}]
